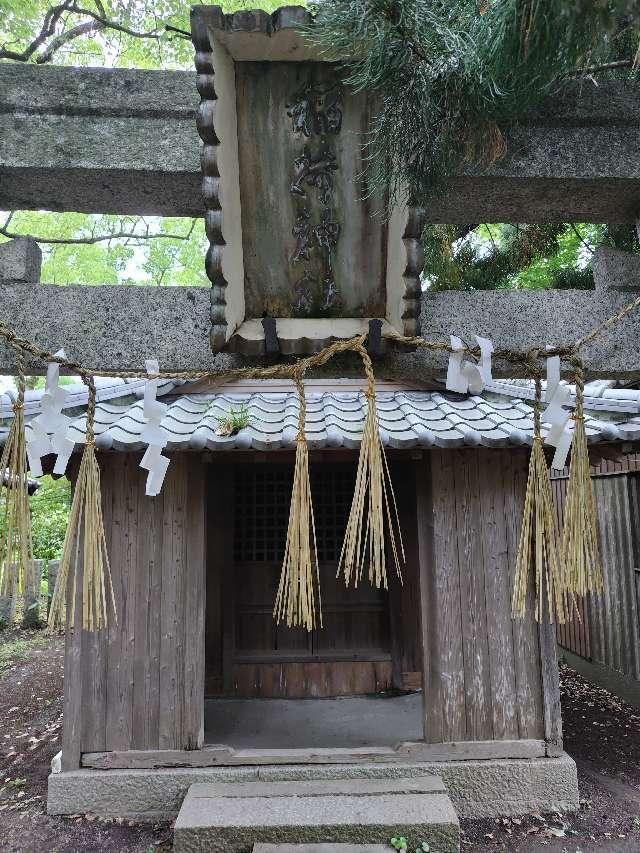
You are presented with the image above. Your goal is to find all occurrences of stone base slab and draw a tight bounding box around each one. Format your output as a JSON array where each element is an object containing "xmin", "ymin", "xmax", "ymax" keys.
[
  {"xmin": 47, "ymin": 754, "xmax": 579, "ymax": 822},
  {"xmin": 173, "ymin": 778, "xmax": 459, "ymax": 853}
]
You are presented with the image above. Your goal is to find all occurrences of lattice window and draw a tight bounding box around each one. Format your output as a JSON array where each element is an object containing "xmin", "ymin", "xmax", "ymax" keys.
[
  {"xmin": 234, "ymin": 466, "xmax": 291, "ymax": 562},
  {"xmin": 234, "ymin": 464, "xmax": 356, "ymax": 563},
  {"xmin": 311, "ymin": 466, "xmax": 355, "ymax": 562}
]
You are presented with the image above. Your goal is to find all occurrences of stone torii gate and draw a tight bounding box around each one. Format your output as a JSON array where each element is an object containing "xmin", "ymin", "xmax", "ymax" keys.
[{"xmin": 1, "ymin": 39, "xmax": 640, "ymax": 377}]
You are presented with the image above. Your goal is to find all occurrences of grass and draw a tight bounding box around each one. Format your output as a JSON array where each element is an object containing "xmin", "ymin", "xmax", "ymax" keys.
[
  {"xmin": 214, "ymin": 403, "xmax": 250, "ymax": 436},
  {"xmin": 0, "ymin": 633, "xmax": 48, "ymax": 674}
]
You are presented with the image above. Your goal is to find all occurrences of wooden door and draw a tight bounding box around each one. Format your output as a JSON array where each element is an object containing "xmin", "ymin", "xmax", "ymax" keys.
[{"xmin": 207, "ymin": 460, "xmax": 394, "ymax": 698}]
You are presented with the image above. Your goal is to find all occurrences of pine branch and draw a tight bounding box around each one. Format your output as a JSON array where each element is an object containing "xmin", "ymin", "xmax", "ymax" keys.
[
  {"xmin": 568, "ymin": 58, "xmax": 635, "ymax": 77},
  {"xmin": 0, "ymin": 219, "xmax": 197, "ymax": 246}
]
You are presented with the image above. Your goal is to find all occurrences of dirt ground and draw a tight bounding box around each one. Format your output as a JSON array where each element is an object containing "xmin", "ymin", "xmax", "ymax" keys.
[{"xmin": 1, "ymin": 632, "xmax": 640, "ymax": 853}]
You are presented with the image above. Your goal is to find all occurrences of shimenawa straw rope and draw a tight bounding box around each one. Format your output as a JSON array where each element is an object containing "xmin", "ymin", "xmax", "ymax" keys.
[
  {"xmin": 337, "ymin": 343, "xmax": 404, "ymax": 590},
  {"xmin": 273, "ymin": 371, "xmax": 322, "ymax": 631},
  {"xmin": 1, "ymin": 288, "xmax": 640, "ymax": 629},
  {"xmin": 0, "ymin": 350, "xmax": 34, "ymax": 609},
  {"xmin": 512, "ymin": 372, "xmax": 570, "ymax": 624},
  {"xmin": 562, "ymin": 360, "xmax": 604, "ymax": 599},
  {"xmin": 48, "ymin": 377, "xmax": 116, "ymax": 631}
]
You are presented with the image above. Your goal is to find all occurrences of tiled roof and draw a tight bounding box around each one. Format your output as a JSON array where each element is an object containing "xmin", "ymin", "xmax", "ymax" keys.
[{"xmin": 1, "ymin": 378, "xmax": 639, "ymax": 452}]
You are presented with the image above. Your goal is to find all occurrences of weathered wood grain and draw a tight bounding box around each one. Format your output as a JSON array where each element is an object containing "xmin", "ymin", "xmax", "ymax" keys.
[
  {"xmin": 61, "ymin": 539, "xmax": 84, "ymax": 771},
  {"xmin": 479, "ymin": 451, "xmax": 519, "ymax": 741},
  {"xmin": 503, "ymin": 450, "xmax": 545, "ymax": 740},
  {"xmin": 537, "ymin": 597, "xmax": 563, "ymax": 756},
  {"xmin": 183, "ymin": 457, "xmax": 206, "ymax": 748},
  {"xmin": 454, "ymin": 451, "xmax": 492, "ymax": 740},
  {"xmin": 430, "ymin": 450, "xmax": 466, "ymax": 741},
  {"xmin": 63, "ymin": 453, "xmax": 207, "ymax": 756},
  {"xmin": 80, "ymin": 737, "xmax": 546, "ymax": 769},
  {"xmin": 235, "ymin": 62, "xmax": 387, "ymax": 320}
]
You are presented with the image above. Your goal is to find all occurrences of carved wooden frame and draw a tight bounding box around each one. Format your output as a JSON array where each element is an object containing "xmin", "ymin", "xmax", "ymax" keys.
[{"xmin": 191, "ymin": 6, "xmax": 424, "ymax": 353}]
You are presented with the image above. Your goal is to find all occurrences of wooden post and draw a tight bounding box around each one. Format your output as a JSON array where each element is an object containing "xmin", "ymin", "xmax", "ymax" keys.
[
  {"xmin": 538, "ymin": 603, "xmax": 563, "ymax": 756},
  {"xmin": 47, "ymin": 560, "xmax": 60, "ymax": 619},
  {"xmin": 0, "ymin": 564, "xmax": 17, "ymax": 627},
  {"xmin": 61, "ymin": 551, "xmax": 84, "ymax": 771},
  {"xmin": 414, "ymin": 456, "xmax": 438, "ymax": 743},
  {"xmin": 22, "ymin": 559, "xmax": 43, "ymax": 628}
]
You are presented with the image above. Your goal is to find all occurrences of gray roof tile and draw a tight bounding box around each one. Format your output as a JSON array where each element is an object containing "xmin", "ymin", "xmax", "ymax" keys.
[{"xmin": 2, "ymin": 379, "xmax": 639, "ymax": 454}]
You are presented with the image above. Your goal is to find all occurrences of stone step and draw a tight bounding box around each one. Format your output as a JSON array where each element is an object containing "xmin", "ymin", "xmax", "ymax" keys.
[{"xmin": 173, "ymin": 777, "xmax": 460, "ymax": 853}]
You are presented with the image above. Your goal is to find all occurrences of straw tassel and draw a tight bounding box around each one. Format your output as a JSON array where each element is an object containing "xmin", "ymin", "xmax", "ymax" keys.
[
  {"xmin": 512, "ymin": 373, "xmax": 569, "ymax": 623},
  {"xmin": 49, "ymin": 377, "xmax": 116, "ymax": 631},
  {"xmin": 273, "ymin": 374, "xmax": 322, "ymax": 631},
  {"xmin": 338, "ymin": 344, "xmax": 404, "ymax": 590},
  {"xmin": 0, "ymin": 351, "xmax": 34, "ymax": 608},
  {"xmin": 562, "ymin": 361, "xmax": 603, "ymax": 598}
]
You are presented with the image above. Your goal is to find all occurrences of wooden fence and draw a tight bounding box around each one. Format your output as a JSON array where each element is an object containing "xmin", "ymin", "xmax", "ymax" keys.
[
  {"xmin": 0, "ymin": 559, "xmax": 59, "ymax": 628},
  {"xmin": 553, "ymin": 459, "xmax": 640, "ymax": 685}
]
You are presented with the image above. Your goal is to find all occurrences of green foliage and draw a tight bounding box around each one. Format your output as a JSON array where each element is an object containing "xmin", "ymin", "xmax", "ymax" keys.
[
  {"xmin": 311, "ymin": 0, "xmax": 640, "ymax": 209},
  {"xmin": 0, "ymin": 213, "xmax": 209, "ymax": 286},
  {"xmin": 423, "ymin": 222, "xmax": 639, "ymax": 291},
  {"xmin": 215, "ymin": 403, "xmax": 250, "ymax": 436},
  {"xmin": 390, "ymin": 837, "xmax": 431, "ymax": 853},
  {"xmin": 29, "ymin": 475, "xmax": 71, "ymax": 562},
  {"xmin": 0, "ymin": 0, "xmax": 288, "ymax": 69}
]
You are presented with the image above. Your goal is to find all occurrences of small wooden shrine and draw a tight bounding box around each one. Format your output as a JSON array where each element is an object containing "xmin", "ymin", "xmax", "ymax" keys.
[{"xmin": 10, "ymin": 0, "xmax": 622, "ymax": 829}]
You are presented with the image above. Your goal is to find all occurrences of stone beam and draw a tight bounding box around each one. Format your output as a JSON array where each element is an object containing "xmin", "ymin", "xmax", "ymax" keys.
[
  {"xmin": 0, "ymin": 246, "xmax": 639, "ymax": 378},
  {"xmin": 0, "ymin": 65, "xmax": 201, "ymax": 216},
  {"xmin": 1, "ymin": 64, "xmax": 640, "ymax": 220}
]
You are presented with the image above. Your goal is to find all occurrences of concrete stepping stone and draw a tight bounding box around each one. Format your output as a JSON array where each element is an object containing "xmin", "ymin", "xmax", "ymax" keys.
[{"xmin": 173, "ymin": 777, "xmax": 460, "ymax": 853}]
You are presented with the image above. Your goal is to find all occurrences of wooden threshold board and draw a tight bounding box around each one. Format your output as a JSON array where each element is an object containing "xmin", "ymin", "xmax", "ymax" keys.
[{"xmin": 81, "ymin": 738, "xmax": 548, "ymax": 770}]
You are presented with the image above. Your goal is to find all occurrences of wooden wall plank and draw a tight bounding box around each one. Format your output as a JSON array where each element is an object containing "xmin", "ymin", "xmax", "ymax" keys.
[
  {"xmin": 229, "ymin": 661, "xmax": 392, "ymax": 698},
  {"xmin": 61, "ymin": 533, "xmax": 84, "ymax": 770},
  {"xmin": 479, "ymin": 450, "xmax": 518, "ymax": 741},
  {"xmin": 76, "ymin": 453, "xmax": 206, "ymax": 755},
  {"xmin": 538, "ymin": 602, "xmax": 563, "ymax": 754},
  {"xmin": 396, "ymin": 462, "xmax": 422, "ymax": 677},
  {"xmin": 183, "ymin": 456, "xmax": 206, "ymax": 748},
  {"xmin": 159, "ymin": 461, "xmax": 185, "ymax": 748},
  {"xmin": 454, "ymin": 450, "xmax": 492, "ymax": 740},
  {"xmin": 429, "ymin": 450, "xmax": 466, "ymax": 741},
  {"xmin": 132, "ymin": 460, "xmax": 153, "ymax": 749},
  {"xmin": 143, "ymin": 486, "xmax": 163, "ymax": 750},
  {"xmin": 80, "ymin": 456, "xmax": 111, "ymax": 753},
  {"xmin": 503, "ymin": 450, "xmax": 544, "ymax": 740},
  {"xmin": 105, "ymin": 454, "xmax": 131, "ymax": 751},
  {"xmin": 415, "ymin": 455, "xmax": 440, "ymax": 742},
  {"xmin": 628, "ymin": 475, "xmax": 640, "ymax": 680}
]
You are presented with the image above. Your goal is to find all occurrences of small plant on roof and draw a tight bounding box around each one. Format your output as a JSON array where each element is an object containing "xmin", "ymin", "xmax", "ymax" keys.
[
  {"xmin": 390, "ymin": 838, "xmax": 432, "ymax": 853},
  {"xmin": 215, "ymin": 403, "xmax": 250, "ymax": 437}
]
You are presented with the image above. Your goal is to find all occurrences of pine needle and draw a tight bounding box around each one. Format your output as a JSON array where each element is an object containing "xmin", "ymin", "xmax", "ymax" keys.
[{"xmin": 309, "ymin": 0, "xmax": 637, "ymax": 210}]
